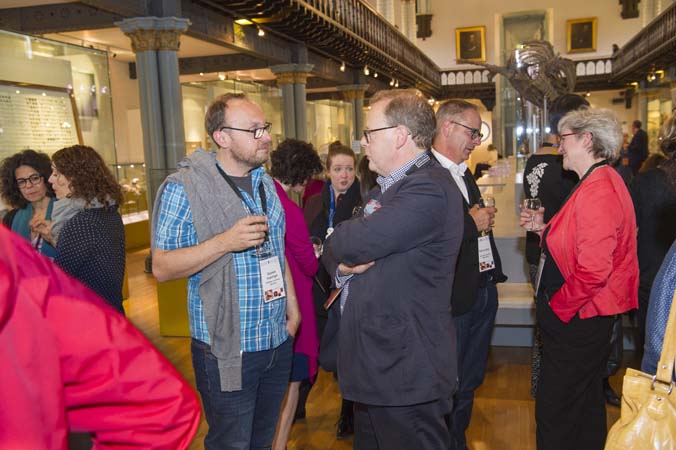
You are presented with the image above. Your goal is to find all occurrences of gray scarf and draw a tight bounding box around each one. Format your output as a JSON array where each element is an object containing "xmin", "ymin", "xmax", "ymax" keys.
[{"xmin": 51, "ymin": 197, "xmax": 110, "ymax": 242}]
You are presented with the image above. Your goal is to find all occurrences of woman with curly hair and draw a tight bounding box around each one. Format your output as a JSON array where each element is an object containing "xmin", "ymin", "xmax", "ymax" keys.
[
  {"xmin": 269, "ymin": 138, "xmax": 323, "ymax": 450},
  {"xmin": 37, "ymin": 145, "xmax": 126, "ymax": 313},
  {"xmin": 0, "ymin": 149, "xmax": 56, "ymax": 258}
]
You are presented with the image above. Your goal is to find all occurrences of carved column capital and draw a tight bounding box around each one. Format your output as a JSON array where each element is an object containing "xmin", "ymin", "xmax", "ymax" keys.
[
  {"xmin": 270, "ymin": 64, "xmax": 315, "ymax": 85},
  {"xmin": 117, "ymin": 17, "xmax": 191, "ymax": 53},
  {"xmin": 337, "ymin": 84, "xmax": 370, "ymax": 101}
]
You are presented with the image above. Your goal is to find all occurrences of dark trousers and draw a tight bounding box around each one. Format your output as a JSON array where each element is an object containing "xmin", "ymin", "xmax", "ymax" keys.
[
  {"xmin": 450, "ymin": 282, "xmax": 498, "ymax": 450},
  {"xmin": 191, "ymin": 337, "xmax": 293, "ymax": 450},
  {"xmin": 535, "ymin": 298, "xmax": 613, "ymax": 450},
  {"xmin": 354, "ymin": 398, "xmax": 452, "ymax": 450}
]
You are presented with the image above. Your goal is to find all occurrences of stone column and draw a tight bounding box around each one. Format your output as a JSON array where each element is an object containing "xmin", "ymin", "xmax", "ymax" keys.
[
  {"xmin": 271, "ymin": 64, "xmax": 314, "ymax": 141},
  {"xmin": 338, "ymin": 84, "xmax": 369, "ymax": 143},
  {"xmin": 117, "ymin": 16, "xmax": 190, "ymax": 213}
]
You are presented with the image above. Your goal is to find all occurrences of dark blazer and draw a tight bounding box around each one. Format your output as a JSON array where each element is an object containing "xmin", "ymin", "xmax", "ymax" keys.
[
  {"xmin": 324, "ymin": 157, "xmax": 463, "ymax": 407},
  {"xmin": 450, "ymin": 170, "xmax": 507, "ymax": 316},
  {"xmin": 627, "ymin": 128, "xmax": 648, "ymax": 174}
]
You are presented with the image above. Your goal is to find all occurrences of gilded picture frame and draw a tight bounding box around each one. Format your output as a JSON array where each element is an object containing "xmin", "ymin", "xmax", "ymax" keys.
[
  {"xmin": 456, "ymin": 26, "xmax": 486, "ymax": 62},
  {"xmin": 567, "ymin": 17, "xmax": 597, "ymax": 54}
]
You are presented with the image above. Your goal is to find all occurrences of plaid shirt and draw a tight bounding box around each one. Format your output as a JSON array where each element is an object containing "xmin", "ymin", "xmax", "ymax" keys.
[
  {"xmin": 338, "ymin": 151, "xmax": 431, "ymax": 311},
  {"xmin": 154, "ymin": 164, "xmax": 287, "ymax": 352}
]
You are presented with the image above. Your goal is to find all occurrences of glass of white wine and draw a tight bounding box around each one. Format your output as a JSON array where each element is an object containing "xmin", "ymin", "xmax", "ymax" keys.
[{"xmin": 522, "ymin": 198, "xmax": 542, "ymax": 231}]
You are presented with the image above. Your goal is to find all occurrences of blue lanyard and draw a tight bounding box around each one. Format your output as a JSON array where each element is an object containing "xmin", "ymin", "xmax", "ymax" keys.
[{"xmin": 328, "ymin": 186, "xmax": 336, "ymax": 229}]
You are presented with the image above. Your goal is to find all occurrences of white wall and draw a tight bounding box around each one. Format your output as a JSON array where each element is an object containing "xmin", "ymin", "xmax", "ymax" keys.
[
  {"xmin": 109, "ymin": 58, "xmax": 141, "ymax": 164},
  {"xmin": 417, "ymin": 0, "xmax": 644, "ymax": 70}
]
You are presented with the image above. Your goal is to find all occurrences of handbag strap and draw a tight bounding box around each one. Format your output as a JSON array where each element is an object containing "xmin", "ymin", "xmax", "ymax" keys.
[{"xmin": 655, "ymin": 291, "xmax": 676, "ymax": 384}]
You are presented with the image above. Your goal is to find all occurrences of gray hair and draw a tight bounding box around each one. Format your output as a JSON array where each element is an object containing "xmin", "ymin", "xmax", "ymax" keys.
[
  {"xmin": 369, "ymin": 89, "xmax": 436, "ymax": 150},
  {"xmin": 558, "ymin": 108, "xmax": 623, "ymax": 161},
  {"xmin": 435, "ymin": 99, "xmax": 479, "ymax": 127}
]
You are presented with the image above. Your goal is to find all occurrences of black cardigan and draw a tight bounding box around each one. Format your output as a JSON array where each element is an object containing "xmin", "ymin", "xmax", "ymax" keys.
[{"xmin": 54, "ymin": 205, "xmax": 126, "ymax": 314}]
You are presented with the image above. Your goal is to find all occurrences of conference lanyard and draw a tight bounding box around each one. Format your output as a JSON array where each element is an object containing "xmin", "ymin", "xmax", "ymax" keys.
[
  {"xmin": 215, "ymin": 164, "xmax": 268, "ymax": 216},
  {"xmin": 328, "ymin": 186, "xmax": 336, "ymax": 229}
]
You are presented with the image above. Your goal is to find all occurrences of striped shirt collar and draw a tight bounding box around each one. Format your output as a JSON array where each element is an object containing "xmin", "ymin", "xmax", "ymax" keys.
[{"xmin": 376, "ymin": 151, "xmax": 431, "ymax": 193}]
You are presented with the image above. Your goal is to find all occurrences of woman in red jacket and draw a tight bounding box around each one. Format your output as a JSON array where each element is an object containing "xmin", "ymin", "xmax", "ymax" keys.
[{"xmin": 520, "ymin": 108, "xmax": 638, "ymax": 450}]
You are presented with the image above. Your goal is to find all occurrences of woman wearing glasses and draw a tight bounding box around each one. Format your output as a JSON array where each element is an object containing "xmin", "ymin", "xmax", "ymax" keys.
[
  {"xmin": 0, "ymin": 149, "xmax": 57, "ymax": 258},
  {"xmin": 47, "ymin": 145, "xmax": 126, "ymax": 314},
  {"xmin": 302, "ymin": 142, "xmax": 362, "ymax": 439},
  {"xmin": 520, "ymin": 108, "xmax": 638, "ymax": 450}
]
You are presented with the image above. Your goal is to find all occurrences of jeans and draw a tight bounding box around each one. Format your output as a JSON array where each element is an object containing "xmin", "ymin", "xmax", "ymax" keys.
[
  {"xmin": 191, "ymin": 337, "xmax": 293, "ymax": 450},
  {"xmin": 450, "ymin": 282, "xmax": 498, "ymax": 450}
]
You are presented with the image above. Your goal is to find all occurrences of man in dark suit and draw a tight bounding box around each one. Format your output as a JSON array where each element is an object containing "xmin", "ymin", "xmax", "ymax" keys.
[
  {"xmin": 627, "ymin": 119, "xmax": 648, "ymax": 175},
  {"xmin": 323, "ymin": 89, "xmax": 464, "ymax": 450},
  {"xmin": 431, "ymin": 99, "xmax": 507, "ymax": 450}
]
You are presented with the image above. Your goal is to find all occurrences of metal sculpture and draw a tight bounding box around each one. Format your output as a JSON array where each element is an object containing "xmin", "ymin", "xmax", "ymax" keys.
[{"xmin": 459, "ymin": 40, "xmax": 576, "ymax": 109}]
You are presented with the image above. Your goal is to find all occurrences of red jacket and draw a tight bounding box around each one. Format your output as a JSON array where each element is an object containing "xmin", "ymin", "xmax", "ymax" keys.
[
  {"xmin": 544, "ymin": 166, "xmax": 639, "ymax": 323},
  {"xmin": 0, "ymin": 226, "xmax": 200, "ymax": 449}
]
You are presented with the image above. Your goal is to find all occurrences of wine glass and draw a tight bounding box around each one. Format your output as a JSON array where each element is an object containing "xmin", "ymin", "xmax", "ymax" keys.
[
  {"xmin": 522, "ymin": 198, "xmax": 542, "ymax": 231},
  {"xmin": 310, "ymin": 236, "xmax": 323, "ymax": 258},
  {"xmin": 482, "ymin": 195, "xmax": 495, "ymax": 208},
  {"xmin": 250, "ymin": 213, "xmax": 271, "ymax": 258}
]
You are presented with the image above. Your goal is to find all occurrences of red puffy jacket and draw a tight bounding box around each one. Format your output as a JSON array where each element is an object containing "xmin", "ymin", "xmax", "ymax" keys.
[{"xmin": 0, "ymin": 226, "xmax": 200, "ymax": 449}]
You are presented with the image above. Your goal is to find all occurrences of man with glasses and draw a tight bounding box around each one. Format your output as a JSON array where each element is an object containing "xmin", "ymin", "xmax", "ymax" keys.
[
  {"xmin": 431, "ymin": 99, "xmax": 507, "ymax": 450},
  {"xmin": 323, "ymin": 89, "xmax": 463, "ymax": 449},
  {"xmin": 151, "ymin": 93, "xmax": 300, "ymax": 450}
]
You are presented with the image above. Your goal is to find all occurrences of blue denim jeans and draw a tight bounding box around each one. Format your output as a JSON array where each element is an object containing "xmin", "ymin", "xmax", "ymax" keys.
[
  {"xmin": 450, "ymin": 282, "xmax": 498, "ymax": 450},
  {"xmin": 191, "ymin": 337, "xmax": 293, "ymax": 450}
]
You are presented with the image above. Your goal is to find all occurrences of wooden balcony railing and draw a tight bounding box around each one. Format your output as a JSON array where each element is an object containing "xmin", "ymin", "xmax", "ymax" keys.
[
  {"xmin": 206, "ymin": 0, "xmax": 441, "ymax": 95},
  {"xmin": 612, "ymin": 1, "xmax": 676, "ymax": 82}
]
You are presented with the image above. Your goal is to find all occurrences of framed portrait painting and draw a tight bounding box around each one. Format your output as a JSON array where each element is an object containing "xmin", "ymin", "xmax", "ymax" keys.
[
  {"xmin": 456, "ymin": 26, "xmax": 486, "ymax": 62},
  {"xmin": 567, "ymin": 17, "xmax": 597, "ymax": 53}
]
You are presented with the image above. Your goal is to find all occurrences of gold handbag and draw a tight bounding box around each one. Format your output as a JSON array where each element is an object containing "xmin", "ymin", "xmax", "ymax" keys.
[{"xmin": 605, "ymin": 292, "xmax": 676, "ymax": 450}]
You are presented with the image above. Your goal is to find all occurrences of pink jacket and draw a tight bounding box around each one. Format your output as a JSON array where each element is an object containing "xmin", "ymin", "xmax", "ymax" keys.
[
  {"xmin": 544, "ymin": 166, "xmax": 639, "ymax": 323},
  {"xmin": 275, "ymin": 181, "xmax": 319, "ymax": 379},
  {"xmin": 0, "ymin": 226, "xmax": 200, "ymax": 449}
]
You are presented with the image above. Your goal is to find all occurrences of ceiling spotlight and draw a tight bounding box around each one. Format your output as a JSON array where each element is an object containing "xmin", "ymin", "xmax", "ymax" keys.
[
  {"xmin": 340, "ymin": 61, "xmax": 346, "ymax": 72},
  {"xmin": 199, "ymin": 72, "xmax": 204, "ymax": 76},
  {"xmin": 364, "ymin": 65, "xmax": 370, "ymax": 76},
  {"xmin": 235, "ymin": 18, "xmax": 254, "ymax": 25},
  {"xmin": 395, "ymin": 80, "xmax": 399, "ymax": 88},
  {"xmin": 257, "ymin": 27, "xmax": 265, "ymax": 37},
  {"xmin": 374, "ymin": 72, "xmax": 378, "ymax": 78},
  {"xmin": 218, "ymin": 73, "xmax": 225, "ymax": 81},
  {"xmin": 389, "ymin": 79, "xmax": 395, "ymax": 87}
]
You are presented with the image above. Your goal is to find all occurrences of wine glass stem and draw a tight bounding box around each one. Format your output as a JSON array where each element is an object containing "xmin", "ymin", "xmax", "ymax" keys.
[{"xmin": 530, "ymin": 215, "xmax": 534, "ymax": 231}]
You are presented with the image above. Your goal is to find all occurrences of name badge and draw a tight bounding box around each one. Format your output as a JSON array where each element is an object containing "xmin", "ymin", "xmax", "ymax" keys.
[
  {"xmin": 478, "ymin": 235, "xmax": 495, "ymax": 272},
  {"xmin": 260, "ymin": 256, "xmax": 285, "ymax": 303}
]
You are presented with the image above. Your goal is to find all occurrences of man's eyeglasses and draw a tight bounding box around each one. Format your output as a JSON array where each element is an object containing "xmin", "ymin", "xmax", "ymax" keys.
[
  {"xmin": 452, "ymin": 121, "xmax": 484, "ymax": 141},
  {"xmin": 362, "ymin": 125, "xmax": 398, "ymax": 143},
  {"xmin": 219, "ymin": 122, "xmax": 272, "ymax": 140},
  {"xmin": 16, "ymin": 173, "xmax": 42, "ymax": 189}
]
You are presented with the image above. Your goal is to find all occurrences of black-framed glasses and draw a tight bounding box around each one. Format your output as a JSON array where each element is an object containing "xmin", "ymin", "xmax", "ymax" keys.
[
  {"xmin": 452, "ymin": 121, "xmax": 483, "ymax": 140},
  {"xmin": 219, "ymin": 122, "xmax": 272, "ymax": 139},
  {"xmin": 559, "ymin": 132, "xmax": 580, "ymax": 140},
  {"xmin": 363, "ymin": 125, "xmax": 398, "ymax": 143},
  {"xmin": 16, "ymin": 173, "xmax": 42, "ymax": 189}
]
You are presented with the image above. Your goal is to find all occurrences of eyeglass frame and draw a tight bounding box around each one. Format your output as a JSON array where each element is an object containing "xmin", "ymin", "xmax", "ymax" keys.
[
  {"xmin": 362, "ymin": 125, "xmax": 398, "ymax": 143},
  {"xmin": 16, "ymin": 173, "xmax": 43, "ymax": 189},
  {"xmin": 451, "ymin": 121, "xmax": 484, "ymax": 141},
  {"xmin": 558, "ymin": 131, "xmax": 592, "ymax": 144},
  {"xmin": 219, "ymin": 122, "xmax": 272, "ymax": 139}
]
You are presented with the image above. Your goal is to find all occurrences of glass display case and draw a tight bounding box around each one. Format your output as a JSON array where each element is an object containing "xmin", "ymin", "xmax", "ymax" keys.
[
  {"xmin": 112, "ymin": 163, "xmax": 148, "ymax": 221},
  {"xmin": 0, "ymin": 29, "xmax": 115, "ymax": 165}
]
